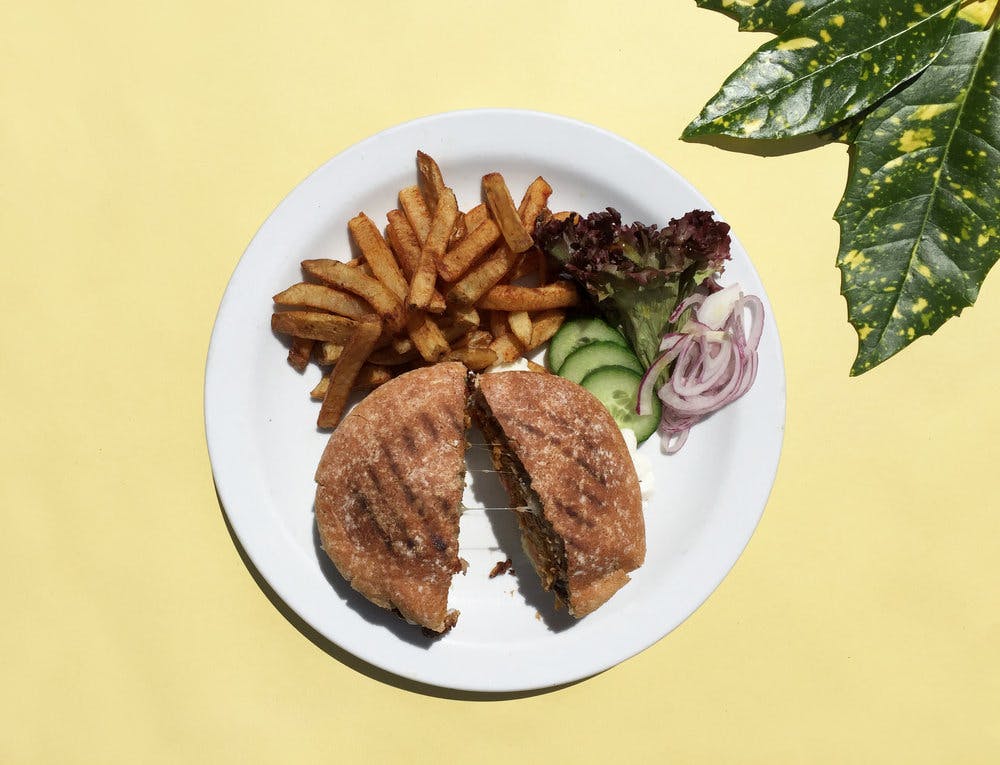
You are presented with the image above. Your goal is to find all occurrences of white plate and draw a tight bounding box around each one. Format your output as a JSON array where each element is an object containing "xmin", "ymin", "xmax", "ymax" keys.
[{"xmin": 205, "ymin": 109, "xmax": 785, "ymax": 693}]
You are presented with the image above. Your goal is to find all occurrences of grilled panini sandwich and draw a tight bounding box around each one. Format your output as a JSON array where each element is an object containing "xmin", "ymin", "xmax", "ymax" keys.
[
  {"xmin": 473, "ymin": 371, "xmax": 645, "ymax": 617},
  {"xmin": 314, "ymin": 362, "xmax": 468, "ymax": 633}
]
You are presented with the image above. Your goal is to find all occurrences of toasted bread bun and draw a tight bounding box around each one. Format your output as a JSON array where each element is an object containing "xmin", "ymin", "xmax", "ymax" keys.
[
  {"xmin": 474, "ymin": 371, "xmax": 645, "ymax": 617},
  {"xmin": 314, "ymin": 362, "xmax": 468, "ymax": 632}
]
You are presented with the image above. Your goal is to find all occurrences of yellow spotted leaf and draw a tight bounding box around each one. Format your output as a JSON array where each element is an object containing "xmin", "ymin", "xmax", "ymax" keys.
[
  {"xmin": 684, "ymin": 0, "xmax": 961, "ymax": 139},
  {"xmin": 834, "ymin": 25, "xmax": 1000, "ymax": 374}
]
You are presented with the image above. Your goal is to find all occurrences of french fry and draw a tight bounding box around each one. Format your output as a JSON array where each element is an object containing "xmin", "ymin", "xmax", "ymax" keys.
[
  {"xmin": 386, "ymin": 212, "xmax": 447, "ymax": 313},
  {"xmin": 385, "ymin": 211, "xmax": 421, "ymax": 275},
  {"xmin": 446, "ymin": 246, "xmax": 520, "ymax": 306},
  {"xmin": 483, "ymin": 173, "xmax": 533, "ymax": 253},
  {"xmin": 399, "ymin": 185, "xmax": 432, "ymax": 243},
  {"xmin": 317, "ymin": 316, "xmax": 382, "ymax": 429},
  {"xmin": 348, "ymin": 213, "xmax": 409, "ymax": 301},
  {"xmin": 465, "ymin": 329, "xmax": 493, "ymax": 348},
  {"xmin": 477, "ymin": 282, "xmax": 580, "ymax": 312},
  {"xmin": 518, "ymin": 176, "xmax": 553, "ymax": 231},
  {"xmin": 463, "ymin": 203, "xmax": 489, "ymax": 232},
  {"xmin": 447, "ymin": 305, "xmax": 480, "ymax": 332},
  {"xmin": 271, "ymin": 310, "xmax": 357, "ymax": 344},
  {"xmin": 406, "ymin": 312, "xmax": 451, "ymax": 363},
  {"xmin": 408, "ymin": 188, "xmax": 457, "ymax": 310},
  {"xmin": 552, "ymin": 211, "xmax": 576, "ymax": 223},
  {"xmin": 301, "ymin": 259, "xmax": 404, "ymax": 331},
  {"xmin": 445, "ymin": 347, "xmax": 498, "ymax": 371},
  {"xmin": 316, "ymin": 342, "xmax": 343, "ymax": 365},
  {"xmin": 507, "ymin": 311, "xmax": 532, "ymax": 347},
  {"xmin": 368, "ymin": 320, "xmax": 470, "ymax": 365},
  {"xmin": 489, "ymin": 333, "xmax": 524, "ymax": 364},
  {"xmin": 368, "ymin": 344, "xmax": 419, "ymax": 366},
  {"xmin": 311, "ymin": 364, "xmax": 391, "ymax": 399},
  {"xmin": 416, "ymin": 150, "xmax": 446, "ymax": 214},
  {"xmin": 437, "ymin": 219, "xmax": 500, "ymax": 282},
  {"xmin": 526, "ymin": 360, "xmax": 549, "ymax": 374},
  {"xmin": 528, "ymin": 309, "xmax": 566, "ymax": 350},
  {"xmin": 287, "ymin": 337, "xmax": 314, "ymax": 372},
  {"xmin": 273, "ymin": 283, "xmax": 371, "ymax": 319},
  {"xmin": 449, "ymin": 212, "xmax": 467, "ymax": 247}
]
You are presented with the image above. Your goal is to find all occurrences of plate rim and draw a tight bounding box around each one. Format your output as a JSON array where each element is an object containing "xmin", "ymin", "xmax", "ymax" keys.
[{"xmin": 205, "ymin": 107, "xmax": 787, "ymax": 692}]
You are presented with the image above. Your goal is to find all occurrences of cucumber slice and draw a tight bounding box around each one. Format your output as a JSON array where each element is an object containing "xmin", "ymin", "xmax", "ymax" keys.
[
  {"xmin": 558, "ymin": 341, "xmax": 643, "ymax": 385},
  {"xmin": 547, "ymin": 317, "xmax": 627, "ymax": 372},
  {"xmin": 580, "ymin": 365, "xmax": 661, "ymax": 443}
]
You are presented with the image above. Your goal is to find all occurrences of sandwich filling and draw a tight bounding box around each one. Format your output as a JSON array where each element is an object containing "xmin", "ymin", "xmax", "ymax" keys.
[{"xmin": 470, "ymin": 382, "xmax": 571, "ymax": 607}]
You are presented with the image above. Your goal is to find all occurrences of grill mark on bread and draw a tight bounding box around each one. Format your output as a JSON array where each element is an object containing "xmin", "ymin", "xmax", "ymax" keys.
[
  {"xmin": 314, "ymin": 362, "xmax": 469, "ymax": 633},
  {"xmin": 418, "ymin": 411, "xmax": 439, "ymax": 440},
  {"xmin": 383, "ymin": 450, "xmax": 416, "ymax": 503}
]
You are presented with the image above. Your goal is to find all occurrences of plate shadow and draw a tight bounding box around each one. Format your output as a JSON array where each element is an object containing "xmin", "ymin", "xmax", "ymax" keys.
[{"xmin": 216, "ymin": 486, "xmax": 583, "ymax": 699}]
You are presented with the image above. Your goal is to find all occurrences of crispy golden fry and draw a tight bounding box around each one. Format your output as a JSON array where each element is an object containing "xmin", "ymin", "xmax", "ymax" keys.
[
  {"xmin": 385, "ymin": 213, "xmax": 447, "ymax": 314},
  {"xmin": 488, "ymin": 309, "xmax": 508, "ymax": 339},
  {"xmin": 483, "ymin": 173, "xmax": 533, "ymax": 253},
  {"xmin": 507, "ymin": 310, "xmax": 532, "ymax": 347},
  {"xmin": 348, "ymin": 213, "xmax": 408, "ymax": 301},
  {"xmin": 447, "ymin": 305, "xmax": 480, "ymax": 332},
  {"xmin": 463, "ymin": 203, "xmax": 489, "ymax": 232},
  {"xmin": 301, "ymin": 259, "xmax": 404, "ymax": 331},
  {"xmin": 368, "ymin": 344, "xmax": 419, "ymax": 366},
  {"xmin": 272, "ymin": 282, "xmax": 371, "ymax": 319},
  {"xmin": 316, "ymin": 342, "xmax": 343, "ymax": 365},
  {"xmin": 399, "ymin": 185, "xmax": 432, "ymax": 243},
  {"xmin": 528, "ymin": 309, "xmax": 566, "ymax": 350},
  {"xmin": 438, "ymin": 219, "xmax": 500, "ymax": 282},
  {"xmin": 449, "ymin": 212, "xmax": 467, "ymax": 247},
  {"xmin": 477, "ymin": 282, "xmax": 580, "ymax": 312},
  {"xmin": 406, "ymin": 312, "xmax": 451, "ymax": 363},
  {"xmin": 408, "ymin": 188, "xmax": 458, "ymax": 310},
  {"xmin": 287, "ymin": 337, "xmax": 314, "ymax": 372},
  {"xmin": 317, "ymin": 316, "xmax": 382, "ymax": 429},
  {"xmin": 518, "ymin": 176, "xmax": 553, "ymax": 231},
  {"xmin": 446, "ymin": 246, "xmax": 520, "ymax": 306},
  {"xmin": 489, "ymin": 333, "xmax": 524, "ymax": 364},
  {"xmin": 465, "ymin": 329, "xmax": 493, "ymax": 348},
  {"xmin": 311, "ymin": 363, "xmax": 391, "ymax": 399},
  {"xmin": 271, "ymin": 310, "xmax": 357, "ymax": 344},
  {"xmin": 526, "ymin": 360, "xmax": 549, "ymax": 374},
  {"xmin": 385, "ymin": 211, "xmax": 421, "ymax": 275},
  {"xmin": 552, "ymin": 211, "xmax": 575, "ymax": 223},
  {"xmin": 416, "ymin": 150, "xmax": 446, "ymax": 215},
  {"xmin": 445, "ymin": 346, "xmax": 498, "ymax": 371}
]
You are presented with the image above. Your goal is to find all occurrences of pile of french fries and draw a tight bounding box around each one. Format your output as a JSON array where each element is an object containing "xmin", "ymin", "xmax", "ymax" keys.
[{"xmin": 271, "ymin": 151, "xmax": 580, "ymax": 429}]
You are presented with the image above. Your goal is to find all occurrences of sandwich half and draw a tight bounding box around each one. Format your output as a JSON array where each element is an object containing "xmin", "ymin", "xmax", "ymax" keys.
[
  {"xmin": 473, "ymin": 371, "xmax": 645, "ymax": 617},
  {"xmin": 314, "ymin": 361, "xmax": 468, "ymax": 633}
]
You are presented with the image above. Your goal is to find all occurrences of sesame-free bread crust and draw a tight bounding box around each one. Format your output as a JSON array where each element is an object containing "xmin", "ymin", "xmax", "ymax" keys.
[
  {"xmin": 475, "ymin": 371, "xmax": 645, "ymax": 617},
  {"xmin": 314, "ymin": 362, "xmax": 468, "ymax": 633}
]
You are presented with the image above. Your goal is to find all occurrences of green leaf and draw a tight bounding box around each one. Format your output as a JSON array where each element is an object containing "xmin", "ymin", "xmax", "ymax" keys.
[
  {"xmin": 695, "ymin": 0, "xmax": 836, "ymax": 33},
  {"xmin": 834, "ymin": 25, "xmax": 1000, "ymax": 375},
  {"xmin": 683, "ymin": 0, "xmax": 961, "ymax": 139}
]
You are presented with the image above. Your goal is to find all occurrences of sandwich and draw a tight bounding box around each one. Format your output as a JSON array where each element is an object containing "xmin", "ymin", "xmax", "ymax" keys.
[
  {"xmin": 472, "ymin": 371, "xmax": 645, "ymax": 617},
  {"xmin": 313, "ymin": 361, "xmax": 468, "ymax": 633}
]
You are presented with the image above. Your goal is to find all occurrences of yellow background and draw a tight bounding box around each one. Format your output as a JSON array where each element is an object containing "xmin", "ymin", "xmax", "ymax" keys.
[{"xmin": 4, "ymin": 1, "xmax": 999, "ymax": 762}]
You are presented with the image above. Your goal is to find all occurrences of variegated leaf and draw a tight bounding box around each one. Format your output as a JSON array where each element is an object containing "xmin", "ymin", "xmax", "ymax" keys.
[
  {"xmin": 683, "ymin": 0, "xmax": 961, "ymax": 139},
  {"xmin": 835, "ymin": 25, "xmax": 1000, "ymax": 374},
  {"xmin": 694, "ymin": 0, "xmax": 836, "ymax": 33}
]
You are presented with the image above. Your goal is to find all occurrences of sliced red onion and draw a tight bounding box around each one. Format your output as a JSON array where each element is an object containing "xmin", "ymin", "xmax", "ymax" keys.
[{"xmin": 640, "ymin": 282, "xmax": 764, "ymax": 455}]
